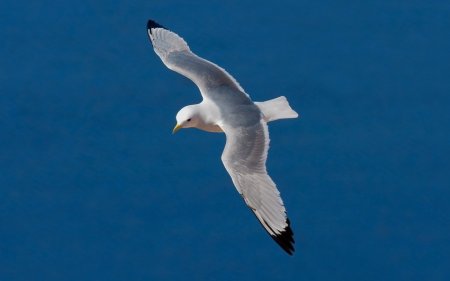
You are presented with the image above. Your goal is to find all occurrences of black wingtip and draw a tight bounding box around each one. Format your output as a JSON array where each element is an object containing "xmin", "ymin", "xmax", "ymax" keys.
[
  {"xmin": 147, "ymin": 19, "xmax": 165, "ymax": 33},
  {"xmin": 271, "ymin": 219, "xmax": 295, "ymax": 255}
]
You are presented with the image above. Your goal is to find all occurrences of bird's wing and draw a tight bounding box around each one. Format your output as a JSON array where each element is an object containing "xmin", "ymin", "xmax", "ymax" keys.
[
  {"xmin": 147, "ymin": 20, "xmax": 249, "ymax": 101},
  {"xmin": 221, "ymin": 120, "xmax": 295, "ymax": 255}
]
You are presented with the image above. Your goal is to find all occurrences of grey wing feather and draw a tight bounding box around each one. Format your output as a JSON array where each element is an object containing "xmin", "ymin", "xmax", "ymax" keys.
[
  {"xmin": 221, "ymin": 120, "xmax": 295, "ymax": 255},
  {"xmin": 147, "ymin": 20, "xmax": 248, "ymax": 99}
]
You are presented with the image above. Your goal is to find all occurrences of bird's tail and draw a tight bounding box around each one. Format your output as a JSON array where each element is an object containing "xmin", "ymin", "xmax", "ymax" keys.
[{"xmin": 255, "ymin": 96, "xmax": 299, "ymax": 122}]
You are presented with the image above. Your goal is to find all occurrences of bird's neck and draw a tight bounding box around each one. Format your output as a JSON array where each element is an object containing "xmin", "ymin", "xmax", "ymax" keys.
[{"xmin": 195, "ymin": 101, "xmax": 223, "ymax": 133}]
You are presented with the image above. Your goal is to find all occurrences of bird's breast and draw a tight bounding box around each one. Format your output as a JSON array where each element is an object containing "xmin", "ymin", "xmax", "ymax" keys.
[{"xmin": 196, "ymin": 123, "xmax": 224, "ymax": 133}]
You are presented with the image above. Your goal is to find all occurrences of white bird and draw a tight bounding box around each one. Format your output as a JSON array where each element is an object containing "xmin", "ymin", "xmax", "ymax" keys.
[{"xmin": 147, "ymin": 19, "xmax": 298, "ymax": 255}]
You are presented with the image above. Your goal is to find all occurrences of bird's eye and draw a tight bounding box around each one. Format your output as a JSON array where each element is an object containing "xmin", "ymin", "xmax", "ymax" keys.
[{"xmin": 187, "ymin": 118, "xmax": 192, "ymax": 122}]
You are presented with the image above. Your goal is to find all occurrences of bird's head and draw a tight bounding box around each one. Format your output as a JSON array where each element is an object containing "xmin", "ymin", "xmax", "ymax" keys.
[{"xmin": 173, "ymin": 105, "xmax": 201, "ymax": 133}]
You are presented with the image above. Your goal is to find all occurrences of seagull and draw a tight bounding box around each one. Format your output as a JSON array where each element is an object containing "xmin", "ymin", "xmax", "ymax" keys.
[{"xmin": 147, "ymin": 19, "xmax": 298, "ymax": 255}]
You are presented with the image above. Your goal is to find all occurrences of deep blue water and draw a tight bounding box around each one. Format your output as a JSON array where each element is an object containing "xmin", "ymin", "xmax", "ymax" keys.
[{"xmin": 1, "ymin": 1, "xmax": 449, "ymax": 280}]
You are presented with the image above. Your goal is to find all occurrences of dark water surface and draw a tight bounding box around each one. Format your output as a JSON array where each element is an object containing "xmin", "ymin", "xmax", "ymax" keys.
[{"xmin": 1, "ymin": 1, "xmax": 449, "ymax": 280}]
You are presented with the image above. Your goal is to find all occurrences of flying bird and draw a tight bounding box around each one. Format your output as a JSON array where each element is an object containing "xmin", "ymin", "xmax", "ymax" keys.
[{"xmin": 147, "ymin": 19, "xmax": 298, "ymax": 255}]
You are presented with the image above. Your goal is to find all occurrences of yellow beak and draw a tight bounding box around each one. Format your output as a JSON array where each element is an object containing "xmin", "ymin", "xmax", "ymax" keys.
[{"xmin": 172, "ymin": 123, "xmax": 182, "ymax": 134}]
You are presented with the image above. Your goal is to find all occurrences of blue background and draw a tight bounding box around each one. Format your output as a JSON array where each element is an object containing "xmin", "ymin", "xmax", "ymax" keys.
[{"xmin": 1, "ymin": 1, "xmax": 449, "ymax": 280}]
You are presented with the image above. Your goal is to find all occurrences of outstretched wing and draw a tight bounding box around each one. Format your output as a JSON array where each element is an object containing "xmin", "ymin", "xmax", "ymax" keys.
[
  {"xmin": 221, "ymin": 120, "xmax": 295, "ymax": 255},
  {"xmin": 147, "ymin": 20, "xmax": 248, "ymax": 101}
]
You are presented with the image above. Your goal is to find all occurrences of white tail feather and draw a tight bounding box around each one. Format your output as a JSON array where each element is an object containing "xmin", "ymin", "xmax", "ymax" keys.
[{"xmin": 255, "ymin": 96, "xmax": 298, "ymax": 122}]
